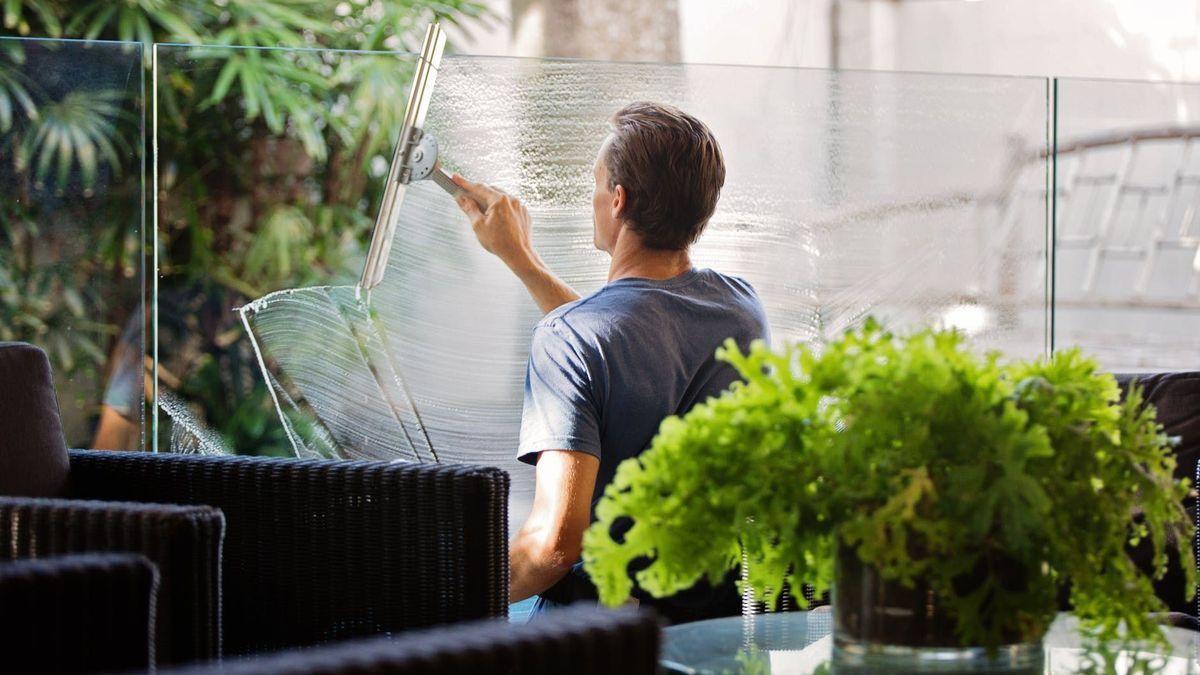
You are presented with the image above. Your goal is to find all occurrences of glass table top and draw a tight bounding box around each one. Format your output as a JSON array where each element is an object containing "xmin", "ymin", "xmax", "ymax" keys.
[{"xmin": 661, "ymin": 609, "xmax": 1200, "ymax": 674}]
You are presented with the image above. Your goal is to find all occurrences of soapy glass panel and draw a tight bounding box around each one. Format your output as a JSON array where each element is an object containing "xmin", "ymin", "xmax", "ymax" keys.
[
  {"xmin": 1053, "ymin": 78, "xmax": 1200, "ymax": 371},
  {"xmin": 241, "ymin": 56, "xmax": 1049, "ymax": 534},
  {"xmin": 152, "ymin": 44, "xmax": 418, "ymax": 454},
  {"xmin": 0, "ymin": 38, "xmax": 144, "ymax": 449}
]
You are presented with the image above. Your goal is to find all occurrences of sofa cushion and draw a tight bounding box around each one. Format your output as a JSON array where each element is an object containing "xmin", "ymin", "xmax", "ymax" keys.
[{"xmin": 0, "ymin": 343, "xmax": 70, "ymax": 497}]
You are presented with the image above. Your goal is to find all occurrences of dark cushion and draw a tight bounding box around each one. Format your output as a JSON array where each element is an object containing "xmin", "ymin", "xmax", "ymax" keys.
[
  {"xmin": 0, "ymin": 343, "xmax": 69, "ymax": 497},
  {"xmin": 1116, "ymin": 371, "xmax": 1200, "ymax": 615}
]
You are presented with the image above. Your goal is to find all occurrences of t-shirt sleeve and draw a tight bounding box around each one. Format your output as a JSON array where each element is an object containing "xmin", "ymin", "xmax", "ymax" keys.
[{"xmin": 517, "ymin": 321, "xmax": 602, "ymax": 465}]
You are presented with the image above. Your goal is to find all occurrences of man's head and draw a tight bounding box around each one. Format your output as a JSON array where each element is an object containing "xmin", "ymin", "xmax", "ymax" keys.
[{"xmin": 592, "ymin": 102, "xmax": 726, "ymax": 253}]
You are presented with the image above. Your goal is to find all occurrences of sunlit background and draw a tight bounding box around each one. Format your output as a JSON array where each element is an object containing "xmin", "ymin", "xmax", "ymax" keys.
[{"xmin": 453, "ymin": 0, "xmax": 1200, "ymax": 81}]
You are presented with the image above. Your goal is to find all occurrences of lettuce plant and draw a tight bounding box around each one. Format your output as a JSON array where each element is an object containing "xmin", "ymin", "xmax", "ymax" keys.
[{"xmin": 583, "ymin": 320, "xmax": 1192, "ymax": 647}]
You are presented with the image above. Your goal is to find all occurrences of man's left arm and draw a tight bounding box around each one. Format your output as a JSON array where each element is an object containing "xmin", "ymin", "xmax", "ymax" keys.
[{"xmin": 509, "ymin": 449, "xmax": 599, "ymax": 603}]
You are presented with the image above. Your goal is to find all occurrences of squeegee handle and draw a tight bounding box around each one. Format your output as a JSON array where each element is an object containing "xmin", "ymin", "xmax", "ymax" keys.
[
  {"xmin": 430, "ymin": 166, "xmax": 487, "ymax": 210},
  {"xmin": 429, "ymin": 166, "xmax": 460, "ymax": 195}
]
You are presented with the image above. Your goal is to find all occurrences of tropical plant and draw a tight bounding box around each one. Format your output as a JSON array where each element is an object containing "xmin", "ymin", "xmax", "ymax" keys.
[
  {"xmin": 583, "ymin": 320, "xmax": 1193, "ymax": 649},
  {"xmin": 0, "ymin": 40, "xmax": 141, "ymax": 440},
  {"xmin": 0, "ymin": 50, "xmax": 34, "ymax": 130},
  {"xmin": 1, "ymin": 0, "xmax": 490, "ymax": 449}
]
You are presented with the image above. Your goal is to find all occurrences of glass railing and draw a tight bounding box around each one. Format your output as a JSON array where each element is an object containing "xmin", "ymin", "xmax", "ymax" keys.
[
  {"xmin": 152, "ymin": 47, "xmax": 1052, "ymax": 535},
  {"xmin": 5, "ymin": 35, "xmax": 1195, "ymax": 626},
  {"xmin": 7, "ymin": 38, "xmax": 1191, "ymax": 487},
  {"xmin": 1052, "ymin": 77, "xmax": 1200, "ymax": 371},
  {"xmin": 0, "ymin": 37, "xmax": 144, "ymax": 450},
  {"xmin": 151, "ymin": 44, "xmax": 418, "ymax": 457}
]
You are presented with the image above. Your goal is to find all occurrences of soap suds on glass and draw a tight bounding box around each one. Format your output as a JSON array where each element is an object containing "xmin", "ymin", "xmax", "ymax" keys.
[{"xmin": 241, "ymin": 57, "xmax": 1049, "ymax": 533}]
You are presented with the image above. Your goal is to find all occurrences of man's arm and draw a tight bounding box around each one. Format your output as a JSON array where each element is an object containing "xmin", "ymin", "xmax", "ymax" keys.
[
  {"xmin": 451, "ymin": 174, "xmax": 581, "ymax": 314},
  {"xmin": 509, "ymin": 450, "xmax": 599, "ymax": 603}
]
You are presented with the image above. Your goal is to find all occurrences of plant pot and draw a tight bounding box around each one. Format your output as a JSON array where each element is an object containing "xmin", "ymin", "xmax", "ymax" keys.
[{"xmin": 831, "ymin": 544, "xmax": 1044, "ymax": 673}]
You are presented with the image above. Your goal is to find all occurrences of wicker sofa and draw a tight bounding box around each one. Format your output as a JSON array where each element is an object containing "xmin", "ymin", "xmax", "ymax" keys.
[
  {"xmin": 0, "ymin": 553, "xmax": 159, "ymax": 673},
  {"xmin": 159, "ymin": 605, "xmax": 662, "ymax": 675},
  {"xmin": 0, "ymin": 342, "xmax": 510, "ymax": 667}
]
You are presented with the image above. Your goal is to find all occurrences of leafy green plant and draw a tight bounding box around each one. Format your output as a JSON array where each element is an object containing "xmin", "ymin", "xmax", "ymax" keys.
[{"xmin": 583, "ymin": 320, "xmax": 1193, "ymax": 648}]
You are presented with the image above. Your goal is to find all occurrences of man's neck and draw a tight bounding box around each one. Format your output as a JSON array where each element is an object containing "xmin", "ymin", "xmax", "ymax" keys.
[{"xmin": 606, "ymin": 228, "xmax": 692, "ymax": 283}]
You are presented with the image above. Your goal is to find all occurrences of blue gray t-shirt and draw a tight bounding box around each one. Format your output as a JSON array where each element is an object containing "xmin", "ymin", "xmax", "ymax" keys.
[
  {"xmin": 517, "ymin": 267, "xmax": 770, "ymax": 504},
  {"xmin": 519, "ymin": 267, "xmax": 768, "ymax": 620}
]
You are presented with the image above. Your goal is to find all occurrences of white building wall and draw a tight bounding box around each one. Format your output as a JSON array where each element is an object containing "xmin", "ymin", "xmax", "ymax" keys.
[
  {"xmin": 840, "ymin": 0, "xmax": 1200, "ymax": 81},
  {"xmin": 456, "ymin": 0, "xmax": 1200, "ymax": 82}
]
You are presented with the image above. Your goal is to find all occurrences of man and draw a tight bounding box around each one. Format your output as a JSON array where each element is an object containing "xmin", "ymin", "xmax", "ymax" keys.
[{"xmin": 451, "ymin": 101, "xmax": 768, "ymax": 622}]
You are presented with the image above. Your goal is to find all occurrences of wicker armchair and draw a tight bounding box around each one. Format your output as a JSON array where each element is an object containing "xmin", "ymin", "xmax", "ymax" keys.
[
  {"xmin": 65, "ymin": 451, "xmax": 510, "ymax": 655},
  {"xmin": 0, "ymin": 553, "xmax": 159, "ymax": 674},
  {"xmin": 3, "ymin": 456, "xmax": 509, "ymax": 663},
  {"xmin": 159, "ymin": 605, "xmax": 661, "ymax": 675},
  {"xmin": 0, "ymin": 495, "xmax": 223, "ymax": 664}
]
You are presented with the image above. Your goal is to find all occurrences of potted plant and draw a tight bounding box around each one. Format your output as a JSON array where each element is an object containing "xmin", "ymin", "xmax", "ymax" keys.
[{"xmin": 583, "ymin": 320, "xmax": 1193, "ymax": 670}]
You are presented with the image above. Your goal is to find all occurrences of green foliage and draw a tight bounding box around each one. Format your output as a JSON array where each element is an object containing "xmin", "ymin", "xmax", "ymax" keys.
[
  {"xmin": 1, "ymin": 0, "xmax": 488, "ymax": 449},
  {"xmin": 0, "ymin": 54, "xmax": 33, "ymax": 130},
  {"xmin": 583, "ymin": 320, "xmax": 1193, "ymax": 649},
  {"xmin": 17, "ymin": 89, "xmax": 130, "ymax": 186},
  {"xmin": 3, "ymin": 0, "xmax": 61, "ymax": 38},
  {"xmin": 0, "ymin": 202, "xmax": 116, "ymax": 371}
]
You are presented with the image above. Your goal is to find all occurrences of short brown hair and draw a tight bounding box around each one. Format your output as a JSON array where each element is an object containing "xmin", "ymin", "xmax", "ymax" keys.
[{"xmin": 603, "ymin": 102, "xmax": 725, "ymax": 250}]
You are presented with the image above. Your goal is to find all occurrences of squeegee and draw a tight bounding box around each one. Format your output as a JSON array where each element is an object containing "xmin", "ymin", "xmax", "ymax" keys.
[{"xmin": 360, "ymin": 22, "xmax": 466, "ymax": 290}]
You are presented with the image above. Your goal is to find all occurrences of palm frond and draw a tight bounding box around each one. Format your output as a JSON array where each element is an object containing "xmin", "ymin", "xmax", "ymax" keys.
[
  {"xmin": 21, "ymin": 89, "xmax": 127, "ymax": 187},
  {"xmin": 3, "ymin": 0, "xmax": 62, "ymax": 37},
  {"xmin": 0, "ymin": 57, "xmax": 35, "ymax": 130}
]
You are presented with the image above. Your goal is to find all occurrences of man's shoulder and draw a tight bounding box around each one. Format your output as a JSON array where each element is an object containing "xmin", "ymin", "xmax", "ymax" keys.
[
  {"xmin": 694, "ymin": 269, "xmax": 767, "ymax": 321},
  {"xmin": 531, "ymin": 283, "xmax": 665, "ymax": 362},
  {"xmin": 711, "ymin": 269, "xmax": 759, "ymax": 294},
  {"xmin": 697, "ymin": 268, "xmax": 761, "ymax": 301},
  {"xmin": 537, "ymin": 291, "xmax": 609, "ymax": 332},
  {"xmin": 531, "ymin": 293, "xmax": 610, "ymax": 348},
  {"xmin": 535, "ymin": 269, "xmax": 765, "ymax": 338}
]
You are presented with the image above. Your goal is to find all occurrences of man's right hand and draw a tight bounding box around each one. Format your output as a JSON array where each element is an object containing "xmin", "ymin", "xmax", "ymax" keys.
[
  {"xmin": 450, "ymin": 173, "xmax": 581, "ymax": 314},
  {"xmin": 452, "ymin": 174, "xmax": 535, "ymax": 271}
]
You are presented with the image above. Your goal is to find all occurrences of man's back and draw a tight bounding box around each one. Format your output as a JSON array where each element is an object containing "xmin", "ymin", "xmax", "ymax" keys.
[
  {"xmin": 518, "ymin": 267, "xmax": 769, "ymax": 620},
  {"xmin": 518, "ymin": 268, "xmax": 768, "ymax": 494},
  {"xmin": 453, "ymin": 101, "xmax": 752, "ymax": 620}
]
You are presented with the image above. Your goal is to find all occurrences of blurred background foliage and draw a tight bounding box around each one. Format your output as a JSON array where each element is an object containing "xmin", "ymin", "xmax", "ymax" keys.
[{"xmin": 0, "ymin": 0, "xmax": 491, "ymax": 453}]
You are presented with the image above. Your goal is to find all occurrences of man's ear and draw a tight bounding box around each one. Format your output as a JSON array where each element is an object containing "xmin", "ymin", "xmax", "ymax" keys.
[{"xmin": 612, "ymin": 184, "xmax": 626, "ymax": 221}]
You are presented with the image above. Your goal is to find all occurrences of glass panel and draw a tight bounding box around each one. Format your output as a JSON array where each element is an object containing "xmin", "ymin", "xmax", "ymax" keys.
[
  {"xmin": 152, "ymin": 44, "xmax": 418, "ymax": 455},
  {"xmin": 1053, "ymin": 77, "xmax": 1200, "ymax": 371},
  {"xmin": 0, "ymin": 37, "xmax": 144, "ymax": 449},
  {"xmin": 215, "ymin": 55, "xmax": 1049, "ymax": 533}
]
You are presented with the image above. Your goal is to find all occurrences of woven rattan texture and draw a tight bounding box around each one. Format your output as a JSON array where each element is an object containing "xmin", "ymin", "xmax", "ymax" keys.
[
  {"xmin": 0, "ymin": 496, "xmax": 222, "ymax": 665},
  {"xmin": 0, "ymin": 553, "xmax": 158, "ymax": 674},
  {"xmin": 66, "ymin": 450, "xmax": 510, "ymax": 655},
  {"xmin": 160, "ymin": 605, "xmax": 660, "ymax": 675}
]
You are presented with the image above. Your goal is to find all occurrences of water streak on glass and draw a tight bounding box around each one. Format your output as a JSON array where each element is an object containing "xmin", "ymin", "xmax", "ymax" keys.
[
  {"xmin": 159, "ymin": 388, "xmax": 231, "ymax": 455},
  {"xmin": 153, "ymin": 44, "xmax": 418, "ymax": 455}
]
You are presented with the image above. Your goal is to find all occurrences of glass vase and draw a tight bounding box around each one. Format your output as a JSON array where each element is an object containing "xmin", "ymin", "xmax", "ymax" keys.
[{"xmin": 831, "ymin": 544, "xmax": 1044, "ymax": 673}]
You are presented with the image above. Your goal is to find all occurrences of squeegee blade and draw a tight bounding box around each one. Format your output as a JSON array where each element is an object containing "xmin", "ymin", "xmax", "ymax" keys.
[{"xmin": 359, "ymin": 22, "xmax": 447, "ymax": 290}]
